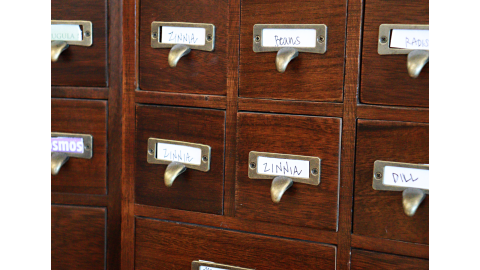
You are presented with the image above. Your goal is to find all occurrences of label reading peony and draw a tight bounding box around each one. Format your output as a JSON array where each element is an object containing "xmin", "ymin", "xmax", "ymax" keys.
[
  {"xmin": 51, "ymin": 24, "xmax": 83, "ymax": 41},
  {"xmin": 262, "ymin": 28, "xmax": 317, "ymax": 48},
  {"xmin": 51, "ymin": 137, "xmax": 84, "ymax": 154},
  {"xmin": 257, "ymin": 156, "xmax": 310, "ymax": 179},
  {"xmin": 383, "ymin": 166, "xmax": 429, "ymax": 190},
  {"xmin": 156, "ymin": 143, "xmax": 202, "ymax": 165},
  {"xmin": 160, "ymin": 26, "xmax": 206, "ymax": 45},
  {"xmin": 390, "ymin": 29, "xmax": 429, "ymax": 50}
]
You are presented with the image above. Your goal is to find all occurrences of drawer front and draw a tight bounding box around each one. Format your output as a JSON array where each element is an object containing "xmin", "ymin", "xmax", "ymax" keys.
[
  {"xmin": 351, "ymin": 249, "xmax": 428, "ymax": 269},
  {"xmin": 139, "ymin": 0, "xmax": 228, "ymax": 95},
  {"xmin": 51, "ymin": 98, "xmax": 107, "ymax": 195},
  {"xmin": 135, "ymin": 105, "xmax": 225, "ymax": 214},
  {"xmin": 360, "ymin": 0, "xmax": 429, "ymax": 107},
  {"xmin": 135, "ymin": 217, "xmax": 336, "ymax": 269},
  {"xmin": 239, "ymin": 0, "xmax": 346, "ymax": 102},
  {"xmin": 51, "ymin": 0, "xmax": 107, "ymax": 87},
  {"xmin": 236, "ymin": 113, "xmax": 341, "ymax": 230},
  {"xmin": 353, "ymin": 120, "xmax": 429, "ymax": 244},
  {"xmin": 52, "ymin": 205, "xmax": 106, "ymax": 270}
]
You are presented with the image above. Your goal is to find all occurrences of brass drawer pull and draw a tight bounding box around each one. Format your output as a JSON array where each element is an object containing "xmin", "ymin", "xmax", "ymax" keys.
[
  {"xmin": 407, "ymin": 50, "xmax": 429, "ymax": 78},
  {"xmin": 51, "ymin": 20, "xmax": 93, "ymax": 62},
  {"xmin": 275, "ymin": 48, "xmax": 299, "ymax": 73},
  {"xmin": 168, "ymin": 44, "xmax": 192, "ymax": 68},
  {"xmin": 51, "ymin": 132, "xmax": 93, "ymax": 175}
]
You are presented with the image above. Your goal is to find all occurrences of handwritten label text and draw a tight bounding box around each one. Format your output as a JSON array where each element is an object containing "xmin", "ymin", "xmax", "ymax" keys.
[
  {"xmin": 160, "ymin": 26, "xmax": 206, "ymax": 46},
  {"xmin": 257, "ymin": 156, "xmax": 310, "ymax": 179},
  {"xmin": 383, "ymin": 166, "xmax": 429, "ymax": 190},
  {"xmin": 390, "ymin": 29, "xmax": 429, "ymax": 50},
  {"xmin": 262, "ymin": 28, "xmax": 316, "ymax": 48},
  {"xmin": 156, "ymin": 143, "xmax": 202, "ymax": 165}
]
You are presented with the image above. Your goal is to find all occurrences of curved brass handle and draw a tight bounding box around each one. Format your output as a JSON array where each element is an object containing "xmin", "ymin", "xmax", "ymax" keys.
[
  {"xmin": 270, "ymin": 176, "xmax": 294, "ymax": 203},
  {"xmin": 407, "ymin": 50, "xmax": 429, "ymax": 78},
  {"xmin": 275, "ymin": 47, "xmax": 299, "ymax": 73},
  {"xmin": 51, "ymin": 41, "xmax": 69, "ymax": 62},
  {"xmin": 51, "ymin": 152, "xmax": 69, "ymax": 175},
  {"xmin": 164, "ymin": 161, "xmax": 187, "ymax": 187},
  {"xmin": 402, "ymin": 188, "xmax": 426, "ymax": 216},
  {"xmin": 168, "ymin": 44, "xmax": 192, "ymax": 67}
]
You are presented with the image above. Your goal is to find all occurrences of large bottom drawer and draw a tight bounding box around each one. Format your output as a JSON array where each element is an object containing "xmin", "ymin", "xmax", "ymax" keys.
[{"xmin": 135, "ymin": 217, "xmax": 336, "ymax": 269}]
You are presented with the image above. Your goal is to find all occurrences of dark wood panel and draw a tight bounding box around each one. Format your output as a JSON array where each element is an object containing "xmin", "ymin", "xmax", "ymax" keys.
[
  {"xmin": 139, "ymin": 0, "xmax": 228, "ymax": 95},
  {"xmin": 239, "ymin": 0, "xmax": 346, "ymax": 102},
  {"xmin": 351, "ymin": 249, "xmax": 428, "ymax": 270},
  {"xmin": 236, "ymin": 113, "xmax": 341, "ymax": 230},
  {"xmin": 52, "ymin": 86, "xmax": 109, "ymax": 100},
  {"xmin": 239, "ymin": 98, "xmax": 344, "ymax": 117},
  {"xmin": 51, "ymin": 98, "xmax": 107, "ymax": 194},
  {"xmin": 51, "ymin": 193, "xmax": 108, "ymax": 207},
  {"xmin": 51, "ymin": 0, "xmax": 107, "ymax": 86},
  {"xmin": 52, "ymin": 205, "xmax": 106, "ymax": 270},
  {"xmin": 135, "ymin": 204, "xmax": 338, "ymax": 244},
  {"xmin": 135, "ymin": 217, "xmax": 336, "ymax": 270},
  {"xmin": 353, "ymin": 120, "xmax": 429, "ymax": 244},
  {"xmin": 357, "ymin": 104, "xmax": 429, "ymax": 123},
  {"xmin": 352, "ymin": 234, "xmax": 429, "ymax": 259},
  {"xmin": 135, "ymin": 90, "xmax": 227, "ymax": 109},
  {"xmin": 360, "ymin": 0, "xmax": 429, "ymax": 107},
  {"xmin": 135, "ymin": 105, "xmax": 225, "ymax": 214}
]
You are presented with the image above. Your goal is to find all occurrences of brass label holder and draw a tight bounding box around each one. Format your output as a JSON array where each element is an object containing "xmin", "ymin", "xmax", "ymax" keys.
[
  {"xmin": 51, "ymin": 20, "xmax": 93, "ymax": 47},
  {"xmin": 150, "ymin": 22, "xmax": 215, "ymax": 51},
  {"xmin": 51, "ymin": 132, "xmax": 93, "ymax": 159},
  {"xmin": 377, "ymin": 24, "xmax": 429, "ymax": 55},
  {"xmin": 51, "ymin": 132, "xmax": 93, "ymax": 175},
  {"xmin": 192, "ymin": 261, "xmax": 254, "ymax": 270}
]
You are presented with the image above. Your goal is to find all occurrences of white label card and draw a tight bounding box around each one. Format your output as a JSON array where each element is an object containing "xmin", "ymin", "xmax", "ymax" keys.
[
  {"xmin": 390, "ymin": 29, "xmax": 429, "ymax": 50},
  {"xmin": 160, "ymin": 26, "xmax": 206, "ymax": 45},
  {"xmin": 156, "ymin": 143, "xmax": 202, "ymax": 165},
  {"xmin": 257, "ymin": 156, "xmax": 310, "ymax": 179},
  {"xmin": 51, "ymin": 24, "xmax": 83, "ymax": 41},
  {"xmin": 199, "ymin": 266, "xmax": 227, "ymax": 270},
  {"xmin": 262, "ymin": 29, "xmax": 316, "ymax": 48},
  {"xmin": 383, "ymin": 166, "xmax": 429, "ymax": 190}
]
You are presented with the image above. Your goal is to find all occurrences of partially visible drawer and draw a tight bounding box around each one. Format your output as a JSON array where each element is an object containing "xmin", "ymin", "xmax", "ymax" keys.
[
  {"xmin": 239, "ymin": 0, "xmax": 346, "ymax": 102},
  {"xmin": 360, "ymin": 0, "xmax": 429, "ymax": 107},
  {"xmin": 235, "ymin": 112, "xmax": 341, "ymax": 230},
  {"xmin": 51, "ymin": 0, "xmax": 107, "ymax": 87},
  {"xmin": 353, "ymin": 120, "xmax": 429, "ymax": 244},
  {"xmin": 135, "ymin": 105, "xmax": 225, "ymax": 214},
  {"xmin": 51, "ymin": 98, "xmax": 107, "ymax": 195},
  {"xmin": 135, "ymin": 217, "xmax": 336, "ymax": 269},
  {"xmin": 52, "ymin": 205, "xmax": 106, "ymax": 270},
  {"xmin": 139, "ymin": 0, "xmax": 228, "ymax": 95},
  {"xmin": 351, "ymin": 249, "xmax": 428, "ymax": 270}
]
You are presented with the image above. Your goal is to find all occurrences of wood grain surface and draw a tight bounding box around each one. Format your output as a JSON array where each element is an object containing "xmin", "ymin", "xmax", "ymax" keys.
[
  {"xmin": 353, "ymin": 120, "xmax": 429, "ymax": 244},
  {"xmin": 360, "ymin": 0, "xmax": 429, "ymax": 107},
  {"xmin": 51, "ymin": 98, "xmax": 107, "ymax": 194},
  {"xmin": 51, "ymin": 0, "xmax": 107, "ymax": 86},
  {"xmin": 139, "ymin": 0, "xmax": 228, "ymax": 95},
  {"xmin": 52, "ymin": 205, "xmax": 106, "ymax": 270},
  {"xmin": 351, "ymin": 249, "xmax": 428, "ymax": 269},
  {"xmin": 135, "ymin": 105, "xmax": 225, "ymax": 214},
  {"xmin": 239, "ymin": 0, "xmax": 346, "ymax": 102},
  {"xmin": 135, "ymin": 217, "xmax": 336, "ymax": 270},
  {"xmin": 235, "ymin": 112, "xmax": 341, "ymax": 230}
]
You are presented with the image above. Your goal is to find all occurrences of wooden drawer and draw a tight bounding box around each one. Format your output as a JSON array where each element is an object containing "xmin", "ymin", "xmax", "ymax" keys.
[
  {"xmin": 239, "ymin": 0, "xmax": 346, "ymax": 102},
  {"xmin": 51, "ymin": 98, "xmax": 107, "ymax": 195},
  {"xmin": 353, "ymin": 120, "xmax": 429, "ymax": 244},
  {"xmin": 351, "ymin": 249, "xmax": 428, "ymax": 269},
  {"xmin": 135, "ymin": 217, "xmax": 336, "ymax": 269},
  {"xmin": 138, "ymin": 0, "xmax": 228, "ymax": 95},
  {"xmin": 52, "ymin": 205, "xmax": 106, "ymax": 270},
  {"xmin": 360, "ymin": 0, "xmax": 429, "ymax": 107},
  {"xmin": 235, "ymin": 112, "xmax": 341, "ymax": 230},
  {"xmin": 51, "ymin": 0, "xmax": 107, "ymax": 87},
  {"xmin": 135, "ymin": 105, "xmax": 225, "ymax": 214}
]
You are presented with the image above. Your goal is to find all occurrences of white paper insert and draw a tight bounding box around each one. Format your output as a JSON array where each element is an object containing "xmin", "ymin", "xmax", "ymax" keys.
[
  {"xmin": 199, "ymin": 266, "xmax": 227, "ymax": 270},
  {"xmin": 262, "ymin": 28, "xmax": 317, "ymax": 48},
  {"xmin": 383, "ymin": 166, "xmax": 429, "ymax": 190},
  {"xmin": 390, "ymin": 29, "xmax": 429, "ymax": 50},
  {"xmin": 51, "ymin": 24, "xmax": 83, "ymax": 41},
  {"xmin": 257, "ymin": 156, "xmax": 310, "ymax": 179},
  {"xmin": 156, "ymin": 143, "xmax": 202, "ymax": 165},
  {"xmin": 160, "ymin": 26, "xmax": 206, "ymax": 45}
]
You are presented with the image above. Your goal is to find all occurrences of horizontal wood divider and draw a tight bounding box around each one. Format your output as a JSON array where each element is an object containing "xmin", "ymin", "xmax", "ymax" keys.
[
  {"xmin": 351, "ymin": 234, "xmax": 429, "ymax": 259},
  {"xmin": 51, "ymin": 86, "xmax": 109, "ymax": 100},
  {"xmin": 135, "ymin": 90, "xmax": 227, "ymax": 109},
  {"xmin": 357, "ymin": 104, "xmax": 429, "ymax": 123},
  {"xmin": 51, "ymin": 193, "xmax": 108, "ymax": 207},
  {"xmin": 239, "ymin": 98, "xmax": 344, "ymax": 117},
  {"xmin": 134, "ymin": 204, "xmax": 338, "ymax": 245}
]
